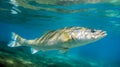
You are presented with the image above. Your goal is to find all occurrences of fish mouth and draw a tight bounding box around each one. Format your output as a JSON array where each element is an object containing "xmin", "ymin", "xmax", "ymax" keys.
[
  {"xmin": 92, "ymin": 30, "xmax": 107, "ymax": 39},
  {"xmin": 100, "ymin": 31, "xmax": 107, "ymax": 37},
  {"xmin": 96, "ymin": 31, "xmax": 107, "ymax": 39}
]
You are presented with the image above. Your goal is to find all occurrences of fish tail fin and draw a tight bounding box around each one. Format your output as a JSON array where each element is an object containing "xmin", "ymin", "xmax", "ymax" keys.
[{"xmin": 8, "ymin": 32, "xmax": 26, "ymax": 47}]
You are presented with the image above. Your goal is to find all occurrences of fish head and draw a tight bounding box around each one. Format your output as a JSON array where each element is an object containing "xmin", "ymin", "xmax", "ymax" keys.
[{"xmin": 67, "ymin": 27, "xmax": 107, "ymax": 47}]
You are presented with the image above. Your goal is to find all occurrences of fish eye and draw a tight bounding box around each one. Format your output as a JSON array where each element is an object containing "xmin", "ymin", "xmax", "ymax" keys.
[{"xmin": 91, "ymin": 29, "xmax": 96, "ymax": 33}]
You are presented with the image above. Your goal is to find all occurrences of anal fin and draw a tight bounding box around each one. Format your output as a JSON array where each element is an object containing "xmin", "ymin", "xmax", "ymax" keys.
[{"xmin": 31, "ymin": 48, "xmax": 38, "ymax": 54}]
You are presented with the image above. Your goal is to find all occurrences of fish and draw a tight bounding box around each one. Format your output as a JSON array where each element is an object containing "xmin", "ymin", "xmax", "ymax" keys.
[{"xmin": 8, "ymin": 26, "xmax": 107, "ymax": 54}]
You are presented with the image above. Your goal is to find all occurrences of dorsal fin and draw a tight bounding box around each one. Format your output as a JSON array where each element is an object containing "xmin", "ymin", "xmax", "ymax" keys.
[{"xmin": 35, "ymin": 31, "xmax": 54, "ymax": 40}]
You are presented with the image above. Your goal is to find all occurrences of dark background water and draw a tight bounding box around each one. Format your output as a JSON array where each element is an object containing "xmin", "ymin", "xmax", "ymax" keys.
[{"xmin": 0, "ymin": 0, "xmax": 120, "ymax": 67}]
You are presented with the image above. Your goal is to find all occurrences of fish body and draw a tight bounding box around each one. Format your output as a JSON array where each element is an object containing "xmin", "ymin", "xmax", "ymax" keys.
[{"xmin": 8, "ymin": 26, "xmax": 107, "ymax": 54}]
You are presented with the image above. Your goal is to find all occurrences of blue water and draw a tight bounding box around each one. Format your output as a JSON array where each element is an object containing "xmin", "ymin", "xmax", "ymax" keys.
[{"xmin": 0, "ymin": 0, "xmax": 120, "ymax": 67}]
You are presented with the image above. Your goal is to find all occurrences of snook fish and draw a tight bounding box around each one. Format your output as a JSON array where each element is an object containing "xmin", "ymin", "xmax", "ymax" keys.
[{"xmin": 8, "ymin": 26, "xmax": 107, "ymax": 54}]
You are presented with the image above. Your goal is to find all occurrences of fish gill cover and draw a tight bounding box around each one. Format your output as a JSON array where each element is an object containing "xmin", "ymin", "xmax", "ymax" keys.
[{"xmin": 0, "ymin": 0, "xmax": 120, "ymax": 67}]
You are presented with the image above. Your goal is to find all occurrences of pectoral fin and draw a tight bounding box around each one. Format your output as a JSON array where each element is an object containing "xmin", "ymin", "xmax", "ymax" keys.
[
  {"xmin": 62, "ymin": 32, "xmax": 71, "ymax": 43},
  {"xmin": 59, "ymin": 47, "xmax": 69, "ymax": 53}
]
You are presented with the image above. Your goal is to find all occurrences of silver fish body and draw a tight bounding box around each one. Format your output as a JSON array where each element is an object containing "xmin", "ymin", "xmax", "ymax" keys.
[{"xmin": 8, "ymin": 26, "xmax": 107, "ymax": 54}]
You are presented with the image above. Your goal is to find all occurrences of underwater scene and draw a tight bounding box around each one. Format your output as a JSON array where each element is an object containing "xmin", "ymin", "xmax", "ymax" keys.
[{"xmin": 0, "ymin": 0, "xmax": 120, "ymax": 67}]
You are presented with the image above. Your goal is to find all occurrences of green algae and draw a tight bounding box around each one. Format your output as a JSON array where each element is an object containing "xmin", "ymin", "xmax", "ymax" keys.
[{"xmin": 0, "ymin": 46, "xmax": 94, "ymax": 67}]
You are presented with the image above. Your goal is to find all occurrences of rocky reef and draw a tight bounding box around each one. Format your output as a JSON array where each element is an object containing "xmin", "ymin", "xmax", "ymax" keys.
[
  {"xmin": 0, "ymin": 42, "xmax": 114, "ymax": 67},
  {"xmin": 0, "ymin": 43, "xmax": 101, "ymax": 67}
]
